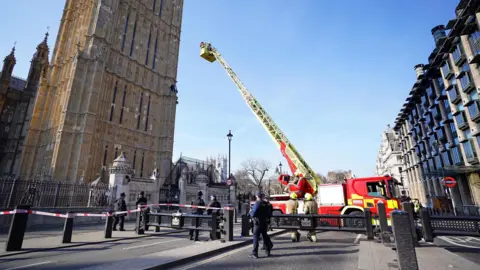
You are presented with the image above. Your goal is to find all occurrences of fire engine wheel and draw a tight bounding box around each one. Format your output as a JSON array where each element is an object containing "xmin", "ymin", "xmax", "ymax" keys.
[{"xmin": 345, "ymin": 211, "xmax": 365, "ymax": 228}]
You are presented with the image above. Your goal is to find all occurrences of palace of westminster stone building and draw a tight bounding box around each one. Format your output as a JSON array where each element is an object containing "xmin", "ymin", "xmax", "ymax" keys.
[{"xmin": 0, "ymin": 0, "xmax": 183, "ymax": 183}]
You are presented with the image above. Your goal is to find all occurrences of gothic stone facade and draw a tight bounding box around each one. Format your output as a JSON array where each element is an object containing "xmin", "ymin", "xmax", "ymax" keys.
[
  {"xmin": 19, "ymin": 0, "xmax": 183, "ymax": 182},
  {"xmin": 0, "ymin": 35, "xmax": 50, "ymax": 176}
]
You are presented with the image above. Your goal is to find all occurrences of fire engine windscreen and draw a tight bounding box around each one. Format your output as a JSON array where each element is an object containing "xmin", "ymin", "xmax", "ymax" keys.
[{"xmin": 387, "ymin": 179, "xmax": 401, "ymax": 199}]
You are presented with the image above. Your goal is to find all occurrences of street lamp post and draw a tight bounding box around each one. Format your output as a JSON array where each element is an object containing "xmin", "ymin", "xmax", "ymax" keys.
[
  {"xmin": 227, "ymin": 130, "xmax": 233, "ymax": 176},
  {"xmin": 227, "ymin": 130, "xmax": 233, "ymax": 204}
]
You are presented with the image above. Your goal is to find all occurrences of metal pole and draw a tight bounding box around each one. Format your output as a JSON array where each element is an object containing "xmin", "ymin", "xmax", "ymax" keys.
[{"xmin": 228, "ymin": 139, "xmax": 231, "ymax": 177}]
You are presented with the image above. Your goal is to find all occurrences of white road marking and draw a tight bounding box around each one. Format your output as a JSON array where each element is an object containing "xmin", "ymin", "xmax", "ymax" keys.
[
  {"xmin": 438, "ymin": 236, "xmax": 480, "ymax": 249},
  {"xmin": 122, "ymin": 238, "xmax": 185, "ymax": 250},
  {"xmin": 354, "ymin": 234, "xmax": 363, "ymax": 244},
  {"xmin": 172, "ymin": 245, "xmax": 252, "ymax": 270},
  {"xmin": 5, "ymin": 261, "xmax": 55, "ymax": 270}
]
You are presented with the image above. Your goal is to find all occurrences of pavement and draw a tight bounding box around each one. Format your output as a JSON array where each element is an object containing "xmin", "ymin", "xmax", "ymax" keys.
[
  {"xmin": 358, "ymin": 236, "xmax": 480, "ymax": 270},
  {"xmin": 0, "ymin": 222, "xmax": 246, "ymax": 270},
  {"xmin": 169, "ymin": 231, "xmax": 362, "ymax": 270},
  {"xmin": 433, "ymin": 235, "xmax": 480, "ymax": 266}
]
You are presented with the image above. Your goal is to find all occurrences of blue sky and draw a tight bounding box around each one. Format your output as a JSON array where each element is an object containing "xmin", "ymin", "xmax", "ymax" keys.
[{"xmin": 0, "ymin": 0, "xmax": 460, "ymax": 178}]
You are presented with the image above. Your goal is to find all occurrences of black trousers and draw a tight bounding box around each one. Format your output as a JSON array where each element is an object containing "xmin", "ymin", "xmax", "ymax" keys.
[
  {"xmin": 189, "ymin": 229, "xmax": 199, "ymax": 240},
  {"xmin": 252, "ymin": 223, "xmax": 272, "ymax": 255},
  {"xmin": 113, "ymin": 215, "xmax": 125, "ymax": 229}
]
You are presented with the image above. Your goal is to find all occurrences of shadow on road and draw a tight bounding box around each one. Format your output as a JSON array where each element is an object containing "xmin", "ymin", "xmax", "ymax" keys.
[
  {"xmin": 269, "ymin": 248, "xmax": 360, "ymax": 258},
  {"xmin": 272, "ymin": 244, "xmax": 357, "ymax": 251}
]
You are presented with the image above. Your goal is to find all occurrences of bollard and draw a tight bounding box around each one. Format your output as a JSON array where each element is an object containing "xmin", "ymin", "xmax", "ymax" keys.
[
  {"xmin": 61, "ymin": 212, "xmax": 74, "ymax": 244},
  {"xmin": 104, "ymin": 211, "xmax": 114, "ymax": 239},
  {"xmin": 211, "ymin": 213, "xmax": 218, "ymax": 240},
  {"xmin": 5, "ymin": 205, "xmax": 30, "ymax": 252},
  {"xmin": 136, "ymin": 209, "xmax": 144, "ymax": 235},
  {"xmin": 377, "ymin": 201, "xmax": 389, "ymax": 233},
  {"xmin": 364, "ymin": 208, "xmax": 374, "ymax": 240},
  {"xmin": 419, "ymin": 208, "xmax": 434, "ymax": 242},
  {"xmin": 155, "ymin": 214, "xmax": 161, "ymax": 232},
  {"xmin": 401, "ymin": 202, "xmax": 418, "ymax": 246},
  {"xmin": 391, "ymin": 210, "xmax": 419, "ymax": 270},
  {"xmin": 241, "ymin": 215, "xmax": 250, "ymax": 237},
  {"xmin": 225, "ymin": 209, "xmax": 234, "ymax": 241}
]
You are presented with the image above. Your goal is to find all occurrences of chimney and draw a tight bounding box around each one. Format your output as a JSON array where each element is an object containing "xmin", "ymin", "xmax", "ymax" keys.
[
  {"xmin": 431, "ymin": 25, "xmax": 447, "ymax": 47},
  {"xmin": 414, "ymin": 64, "xmax": 425, "ymax": 79}
]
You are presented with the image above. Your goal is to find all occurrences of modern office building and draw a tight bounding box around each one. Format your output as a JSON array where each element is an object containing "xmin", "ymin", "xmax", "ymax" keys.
[
  {"xmin": 393, "ymin": 0, "xmax": 480, "ymax": 214},
  {"xmin": 375, "ymin": 125, "xmax": 409, "ymax": 194}
]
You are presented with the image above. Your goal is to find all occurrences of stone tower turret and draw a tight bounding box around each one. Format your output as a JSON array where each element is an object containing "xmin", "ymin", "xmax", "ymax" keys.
[{"xmin": 25, "ymin": 32, "xmax": 50, "ymax": 93}]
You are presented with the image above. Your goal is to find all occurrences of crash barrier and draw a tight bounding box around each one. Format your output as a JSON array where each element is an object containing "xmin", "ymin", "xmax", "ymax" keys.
[
  {"xmin": 268, "ymin": 208, "xmax": 374, "ymax": 239},
  {"xmin": 419, "ymin": 208, "xmax": 480, "ymax": 242},
  {"xmin": 3, "ymin": 205, "xmax": 141, "ymax": 252},
  {"xmin": 107, "ymin": 203, "xmax": 235, "ymax": 242}
]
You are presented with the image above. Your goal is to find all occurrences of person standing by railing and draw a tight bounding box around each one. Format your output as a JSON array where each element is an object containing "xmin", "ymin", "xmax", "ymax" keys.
[
  {"xmin": 189, "ymin": 191, "xmax": 205, "ymax": 241},
  {"xmin": 207, "ymin": 195, "xmax": 221, "ymax": 240},
  {"xmin": 113, "ymin": 193, "xmax": 127, "ymax": 231},
  {"xmin": 135, "ymin": 191, "xmax": 149, "ymax": 231}
]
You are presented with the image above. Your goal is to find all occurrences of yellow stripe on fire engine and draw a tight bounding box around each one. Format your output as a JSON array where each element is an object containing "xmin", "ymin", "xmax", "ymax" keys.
[
  {"xmin": 363, "ymin": 199, "xmax": 375, "ymax": 208},
  {"xmin": 351, "ymin": 194, "xmax": 364, "ymax": 200},
  {"xmin": 387, "ymin": 200, "xmax": 398, "ymax": 209}
]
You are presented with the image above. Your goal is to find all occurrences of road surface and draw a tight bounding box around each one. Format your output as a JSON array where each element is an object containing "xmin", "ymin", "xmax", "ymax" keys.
[
  {"xmin": 0, "ymin": 229, "xmax": 212, "ymax": 270},
  {"xmin": 172, "ymin": 231, "xmax": 362, "ymax": 270},
  {"xmin": 433, "ymin": 235, "xmax": 480, "ymax": 266}
]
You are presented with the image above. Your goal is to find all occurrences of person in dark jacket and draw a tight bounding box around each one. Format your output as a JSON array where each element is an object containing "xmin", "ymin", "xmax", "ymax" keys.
[
  {"xmin": 135, "ymin": 191, "xmax": 149, "ymax": 231},
  {"xmin": 260, "ymin": 195, "xmax": 274, "ymax": 250},
  {"xmin": 113, "ymin": 192, "xmax": 127, "ymax": 231},
  {"xmin": 189, "ymin": 191, "xmax": 205, "ymax": 241},
  {"xmin": 249, "ymin": 191, "xmax": 273, "ymax": 259},
  {"xmin": 207, "ymin": 195, "xmax": 221, "ymax": 240}
]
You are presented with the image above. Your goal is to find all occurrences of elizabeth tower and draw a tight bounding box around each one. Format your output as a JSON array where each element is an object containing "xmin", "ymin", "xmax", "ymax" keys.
[{"xmin": 19, "ymin": 0, "xmax": 183, "ymax": 182}]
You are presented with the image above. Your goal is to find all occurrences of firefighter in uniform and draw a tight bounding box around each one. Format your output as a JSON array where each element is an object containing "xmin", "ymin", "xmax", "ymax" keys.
[
  {"xmin": 286, "ymin": 192, "xmax": 300, "ymax": 242},
  {"xmin": 303, "ymin": 193, "xmax": 318, "ymax": 242}
]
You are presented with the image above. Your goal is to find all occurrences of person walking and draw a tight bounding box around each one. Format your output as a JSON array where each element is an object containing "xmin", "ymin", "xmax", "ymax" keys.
[
  {"xmin": 249, "ymin": 191, "xmax": 273, "ymax": 259},
  {"xmin": 286, "ymin": 192, "xmax": 300, "ymax": 242},
  {"xmin": 303, "ymin": 193, "xmax": 318, "ymax": 242},
  {"xmin": 113, "ymin": 193, "xmax": 127, "ymax": 231},
  {"xmin": 189, "ymin": 191, "xmax": 205, "ymax": 241},
  {"xmin": 260, "ymin": 194, "xmax": 274, "ymax": 250},
  {"xmin": 207, "ymin": 195, "xmax": 221, "ymax": 240}
]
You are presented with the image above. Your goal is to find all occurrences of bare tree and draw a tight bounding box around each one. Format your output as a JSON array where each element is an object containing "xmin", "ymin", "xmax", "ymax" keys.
[
  {"xmin": 233, "ymin": 169, "xmax": 256, "ymax": 195},
  {"xmin": 241, "ymin": 158, "xmax": 271, "ymax": 191},
  {"xmin": 316, "ymin": 173, "xmax": 327, "ymax": 183}
]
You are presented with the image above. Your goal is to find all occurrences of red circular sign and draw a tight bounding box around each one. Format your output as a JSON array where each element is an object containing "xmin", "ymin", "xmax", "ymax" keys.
[{"xmin": 442, "ymin": 177, "xmax": 457, "ymax": 188}]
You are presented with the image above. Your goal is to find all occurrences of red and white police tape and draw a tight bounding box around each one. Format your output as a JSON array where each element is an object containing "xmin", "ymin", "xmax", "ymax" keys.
[{"xmin": 0, "ymin": 203, "xmax": 233, "ymax": 218}]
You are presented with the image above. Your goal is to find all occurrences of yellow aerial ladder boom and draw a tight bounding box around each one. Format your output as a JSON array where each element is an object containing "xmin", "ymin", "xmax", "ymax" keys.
[{"xmin": 199, "ymin": 42, "xmax": 321, "ymax": 194}]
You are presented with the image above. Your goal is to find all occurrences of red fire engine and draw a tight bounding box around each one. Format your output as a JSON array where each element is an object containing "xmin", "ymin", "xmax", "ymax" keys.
[{"xmin": 199, "ymin": 42, "xmax": 403, "ymax": 220}]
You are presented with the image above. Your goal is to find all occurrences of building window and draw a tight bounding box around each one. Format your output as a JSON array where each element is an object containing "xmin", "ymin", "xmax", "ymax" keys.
[
  {"xmin": 450, "ymin": 145, "xmax": 463, "ymax": 165},
  {"xmin": 137, "ymin": 92, "xmax": 143, "ymax": 129},
  {"xmin": 462, "ymin": 139, "xmax": 477, "ymax": 160},
  {"xmin": 454, "ymin": 112, "xmax": 467, "ymax": 127},
  {"xmin": 441, "ymin": 60, "xmax": 453, "ymax": 79},
  {"xmin": 437, "ymin": 77, "xmax": 445, "ymax": 90},
  {"xmin": 145, "ymin": 29, "xmax": 152, "ymax": 65},
  {"xmin": 442, "ymin": 150, "xmax": 451, "ymax": 166},
  {"xmin": 145, "ymin": 96, "xmax": 151, "ymax": 132},
  {"xmin": 129, "ymin": 19, "xmax": 138, "ymax": 57},
  {"xmin": 452, "ymin": 43, "xmax": 466, "ymax": 66},
  {"xmin": 114, "ymin": 147, "xmax": 118, "ymax": 159},
  {"xmin": 140, "ymin": 152, "xmax": 145, "ymax": 177},
  {"xmin": 121, "ymin": 13, "xmax": 130, "ymax": 52},
  {"xmin": 103, "ymin": 145, "xmax": 108, "ymax": 166},
  {"xmin": 119, "ymin": 85, "xmax": 127, "ymax": 124},
  {"xmin": 468, "ymin": 30, "xmax": 480, "ymax": 57},
  {"xmin": 152, "ymin": 35, "xmax": 158, "ymax": 70},
  {"xmin": 158, "ymin": 0, "xmax": 164, "ymax": 17},
  {"xmin": 459, "ymin": 64, "xmax": 475, "ymax": 92},
  {"xmin": 109, "ymin": 81, "xmax": 118, "ymax": 122},
  {"xmin": 449, "ymin": 122, "xmax": 457, "ymax": 138},
  {"xmin": 437, "ymin": 126, "xmax": 445, "ymax": 142},
  {"xmin": 435, "ymin": 155, "xmax": 443, "ymax": 169}
]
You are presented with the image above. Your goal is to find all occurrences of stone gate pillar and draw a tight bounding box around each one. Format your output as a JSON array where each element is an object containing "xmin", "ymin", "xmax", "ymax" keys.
[{"xmin": 109, "ymin": 152, "xmax": 134, "ymax": 204}]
